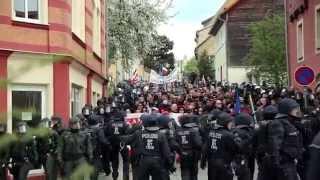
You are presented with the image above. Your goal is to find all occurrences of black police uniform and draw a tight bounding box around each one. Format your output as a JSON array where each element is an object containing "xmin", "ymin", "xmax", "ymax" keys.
[
  {"xmin": 176, "ymin": 115, "xmax": 202, "ymax": 180},
  {"xmin": 46, "ymin": 116, "xmax": 64, "ymax": 180},
  {"xmin": 158, "ymin": 115, "xmax": 180, "ymax": 180},
  {"xmin": 0, "ymin": 124, "xmax": 16, "ymax": 180},
  {"xmin": 139, "ymin": 117, "xmax": 172, "ymax": 180},
  {"xmin": 201, "ymin": 112, "xmax": 238, "ymax": 180},
  {"xmin": 123, "ymin": 115, "xmax": 172, "ymax": 180},
  {"xmin": 233, "ymin": 113, "xmax": 255, "ymax": 180},
  {"xmin": 252, "ymin": 105, "xmax": 278, "ymax": 180},
  {"xmin": 57, "ymin": 117, "xmax": 93, "ymax": 179},
  {"xmin": 104, "ymin": 111, "xmax": 130, "ymax": 180},
  {"xmin": 86, "ymin": 114, "xmax": 111, "ymax": 180},
  {"xmin": 307, "ymin": 131, "xmax": 320, "ymax": 180},
  {"xmin": 268, "ymin": 98, "xmax": 303, "ymax": 180},
  {"xmin": 10, "ymin": 122, "xmax": 38, "ymax": 180}
]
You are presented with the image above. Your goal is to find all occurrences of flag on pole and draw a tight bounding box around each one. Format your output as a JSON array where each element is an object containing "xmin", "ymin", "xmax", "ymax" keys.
[
  {"xmin": 234, "ymin": 88, "xmax": 241, "ymax": 114},
  {"xmin": 130, "ymin": 69, "xmax": 139, "ymax": 84},
  {"xmin": 161, "ymin": 66, "xmax": 169, "ymax": 76}
]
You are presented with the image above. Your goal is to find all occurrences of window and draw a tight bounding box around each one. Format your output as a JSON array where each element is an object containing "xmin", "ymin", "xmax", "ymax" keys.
[
  {"xmin": 316, "ymin": 5, "xmax": 320, "ymax": 52},
  {"xmin": 10, "ymin": 85, "xmax": 47, "ymax": 133},
  {"xmin": 13, "ymin": 0, "xmax": 48, "ymax": 24},
  {"xmin": 297, "ymin": 20, "xmax": 304, "ymax": 62},
  {"xmin": 72, "ymin": 0, "xmax": 85, "ymax": 42},
  {"xmin": 71, "ymin": 85, "xmax": 83, "ymax": 117},
  {"xmin": 92, "ymin": 92, "xmax": 101, "ymax": 106},
  {"xmin": 92, "ymin": 0, "xmax": 101, "ymax": 56}
]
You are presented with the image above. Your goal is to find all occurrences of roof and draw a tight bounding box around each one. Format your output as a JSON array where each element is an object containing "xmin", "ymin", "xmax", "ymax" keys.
[
  {"xmin": 201, "ymin": 16, "xmax": 215, "ymax": 26},
  {"xmin": 209, "ymin": 0, "xmax": 240, "ymax": 35}
]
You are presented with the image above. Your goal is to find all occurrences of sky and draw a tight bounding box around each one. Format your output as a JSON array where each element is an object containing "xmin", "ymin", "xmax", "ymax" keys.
[{"xmin": 158, "ymin": 0, "xmax": 226, "ymax": 61}]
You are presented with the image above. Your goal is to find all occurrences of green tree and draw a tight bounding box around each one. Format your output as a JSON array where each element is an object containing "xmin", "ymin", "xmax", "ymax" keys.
[
  {"xmin": 197, "ymin": 51, "xmax": 214, "ymax": 79},
  {"xmin": 183, "ymin": 57, "xmax": 199, "ymax": 75},
  {"xmin": 143, "ymin": 35, "xmax": 175, "ymax": 73},
  {"xmin": 246, "ymin": 14, "xmax": 287, "ymax": 86},
  {"xmin": 107, "ymin": 0, "xmax": 172, "ymax": 70}
]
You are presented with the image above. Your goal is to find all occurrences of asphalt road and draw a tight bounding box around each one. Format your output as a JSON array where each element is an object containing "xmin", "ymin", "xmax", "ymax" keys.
[{"xmin": 100, "ymin": 162, "xmax": 257, "ymax": 180}]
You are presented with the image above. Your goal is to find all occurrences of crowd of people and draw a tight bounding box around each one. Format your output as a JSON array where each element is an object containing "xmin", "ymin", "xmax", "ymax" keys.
[{"xmin": 1, "ymin": 80, "xmax": 320, "ymax": 180}]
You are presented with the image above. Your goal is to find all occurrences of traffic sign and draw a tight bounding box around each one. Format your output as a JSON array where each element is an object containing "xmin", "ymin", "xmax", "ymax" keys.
[{"xmin": 294, "ymin": 66, "xmax": 315, "ymax": 86}]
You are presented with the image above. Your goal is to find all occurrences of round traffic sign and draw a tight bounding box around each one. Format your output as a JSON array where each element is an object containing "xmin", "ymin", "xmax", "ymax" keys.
[{"xmin": 294, "ymin": 66, "xmax": 315, "ymax": 86}]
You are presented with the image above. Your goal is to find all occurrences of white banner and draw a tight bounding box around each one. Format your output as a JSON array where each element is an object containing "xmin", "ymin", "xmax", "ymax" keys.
[
  {"xmin": 149, "ymin": 68, "xmax": 180, "ymax": 84},
  {"xmin": 125, "ymin": 113, "xmax": 183, "ymax": 126}
]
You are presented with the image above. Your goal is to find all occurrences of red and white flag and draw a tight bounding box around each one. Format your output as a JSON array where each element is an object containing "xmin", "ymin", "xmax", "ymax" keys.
[{"xmin": 130, "ymin": 70, "xmax": 139, "ymax": 84}]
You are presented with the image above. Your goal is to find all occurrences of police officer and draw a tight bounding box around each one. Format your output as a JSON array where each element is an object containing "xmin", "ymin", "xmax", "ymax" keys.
[
  {"xmin": 104, "ymin": 110, "xmax": 130, "ymax": 180},
  {"xmin": 307, "ymin": 131, "xmax": 320, "ymax": 180},
  {"xmin": 94, "ymin": 103, "xmax": 106, "ymax": 125},
  {"xmin": 158, "ymin": 115, "xmax": 179, "ymax": 180},
  {"xmin": 176, "ymin": 115, "xmax": 202, "ymax": 180},
  {"xmin": 201, "ymin": 112, "xmax": 238, "ymax": 180},
  {"xmin": 46, "ymin": 116, "xmax": 64, "ymax": 180},
  {"xmin": 253, "ymin": 105, "xmax": 278, "ymax": 180},
  {"xmin": 0, "ymin": 123, "xmax": 16, "ymax": 180},
  {"xmin": 268, "ymin": 98, "xmax": 303, "ymax": 180},
  {"xmin": 57, "ymin": 117, "xmax": 93, "ymax": 179},
  {"xmin": 138, "ymin": 115, "xmax": 172, "ymax": 180},
  {"xmin": 122, "ymin": 115, "xmax": 172, "ymax": 180},
  {"xmin": 87, "ymin": 114, "xmax": 111, "ymax": 180},
  {"xmin": 233, "ymin": 113, "xmax": 255, "ymax": 180},
  {"xmin": 10, "ymin": 121, "xmax": 38, "ymax": 180},
  {"xmin": 81, "ymin": 104, "xmax": 93, "ymax": 128},
  {"xmin": 35, "ymin": 118, "xmax": 51, "ymax": 170}
]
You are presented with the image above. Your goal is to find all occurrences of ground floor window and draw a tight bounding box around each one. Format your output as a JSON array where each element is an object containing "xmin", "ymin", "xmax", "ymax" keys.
[
  {"xmin": 10, "ymin": 85, "xmax": 46, "ymax": 132},
  {"xmin": 71, "ymin": 84, "xmax": 83, "ymax": 117}
]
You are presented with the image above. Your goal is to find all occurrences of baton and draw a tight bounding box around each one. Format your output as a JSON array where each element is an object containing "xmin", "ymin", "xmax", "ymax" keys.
[{"xmin": 248, "ymin": 94, "xmax": 257, "ymax": 125}]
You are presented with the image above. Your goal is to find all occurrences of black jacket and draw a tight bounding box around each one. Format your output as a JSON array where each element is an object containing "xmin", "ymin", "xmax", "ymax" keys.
[
  {"xmin": 202, "ymin": 126, "xmax": 239, "ymax": 164},
  {"xmin": 268, "ymin": 115, "xmax": 303, "ymax": 164}
]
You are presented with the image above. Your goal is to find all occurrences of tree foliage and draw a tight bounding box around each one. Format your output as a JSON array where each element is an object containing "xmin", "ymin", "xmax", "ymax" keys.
[
  {"xmin": 107, "ymin": 0, "xmax": 172, "ymax": 70},
  {"xmin": 183, "ymin": 57, "xmax": 199, "ymax": 75},
  {"xmin": 197, "ymin": 51, "xmax": 215, "ymax": 79},
  {"xmin": 143, "ymin": 35, "xmax": 175, "ymax": 73},
  {"xmin": 246, "ymin": 14, "xmax": 287, "ymax": 86}
]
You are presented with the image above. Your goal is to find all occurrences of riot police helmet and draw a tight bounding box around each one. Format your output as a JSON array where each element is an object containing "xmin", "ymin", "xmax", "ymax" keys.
[
  {"xmin": 157, "ymin": 115, "xmax": 172, "ymax": 129},
  {"xmin": 97, "ymin": 99, "xmax": 104, "ymax": 107},
  {"xmin": 234, "ymin": 113, "xmax": 252, "ymax": 127},
  {"xmin": 16, "ymin": 121, "xmax": 27, "ymax": 134},
  {"xmin": 88, "ymin": 114, "xmax": 99, "ymax": 126},
  {"xmin": 142, "ymin": 115, "xmax": 159, "ymax": 131},
  {"xmin": 263, "ymin": 105, "xmax": 278, "ymax": 121},
  {"xmin": 278, "ymin": 98, "xmax": 300, "ymax": 116},
  {"xmin": 82, "ymin": 104, "xmax": 93, "ymax": 117},
  {"xmin": 51, "ymin": 116, "xmax": 63, "ymax": 129},
  {"xmin": 179, "ymin": 115, "xmax": 198, "ymax": 128},
  {"xmin": 97, "ymin": 105, "xmax": 105, "ymax": 115},
  {"xmin": 208, "ymin": 109, "xmax": 221, "ymax": 123},
  {"xmin": 69, "ymin": 116, "xmax": 81, "ymax": 130},
  {"xmin": 217, "ymin": 112, "xmax": 233, "ymax": 129}
]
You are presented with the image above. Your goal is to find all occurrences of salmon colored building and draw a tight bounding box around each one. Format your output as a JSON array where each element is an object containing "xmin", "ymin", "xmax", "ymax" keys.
[
  {"xmin": 0, "ymin": 0, "xmax": 107, "ymax": 178},
  {"xmin": 286, "ymin": 0, "xmax": 320, "ymax": 89}
]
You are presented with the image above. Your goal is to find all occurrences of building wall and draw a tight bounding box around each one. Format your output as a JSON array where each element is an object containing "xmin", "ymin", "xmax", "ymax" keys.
[
  {"xmin": 195, "ymin": 17, "xmax": 216, "ymax": 57},
  {"xmin": 0, "ymin": 0, "xmax": 107, "ymax": 77},
  {"xmin": 213, "ymin": 23, "xmax": 228, "ymax": 82},
  {"xmin": 227, "ymin": 0, "xmax": 284, "ymax": 67},
  {"xmin": 228, "ymin": 67, "xmax": 251, "ymax": 83},
  {"xmin": 197, "ymin": 36, "xmax": 215, "ymax": 56},
  {"xmin": 7, "ymin": 53, "xmax": 54, "ymax": 132},
  {"xmin": 287, "ymin": 0, "xmax": 320, "ymax": 88}
]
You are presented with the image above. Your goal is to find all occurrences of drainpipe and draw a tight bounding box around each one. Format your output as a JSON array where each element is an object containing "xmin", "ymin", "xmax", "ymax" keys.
[
  {"xmin": 284, "ymin": 0, "xmax": 290, "ymax": 87},
  {"xmin": 225, "ymin": 14, "xmax": 229, "ymax": 83}
]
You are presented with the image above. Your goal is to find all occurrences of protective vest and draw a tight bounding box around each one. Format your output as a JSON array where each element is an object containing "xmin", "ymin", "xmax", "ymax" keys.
[{"xmin": 141, "ymin": 130, "xmax": 161, "ymax": 157}]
